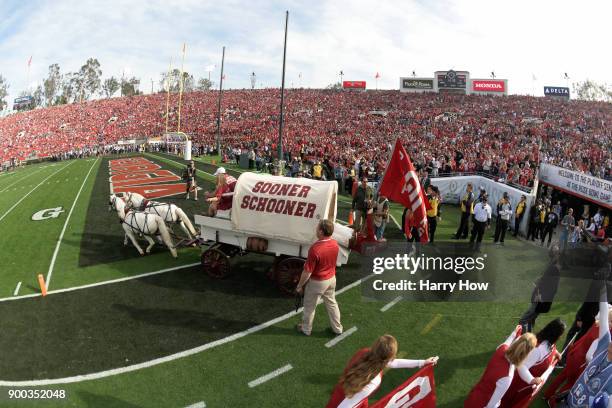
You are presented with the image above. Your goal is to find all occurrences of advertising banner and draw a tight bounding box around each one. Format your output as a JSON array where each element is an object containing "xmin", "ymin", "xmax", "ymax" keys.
[
  {"xmin": 343, "ymin": 81, "xmax": 366, "ymax": 89},
  {"xmin": 401, "ymin": 78, "xmax": 434, "ymax": 90},
  {"xmin": 544, "ymin": 86, "xmax": 570, "ymax": 98},
  {"xmin": 472, "ymin": 79, "xmax": 506, "ymax": 93},
  {"xmin": 231, "ymin": 173, "xmax": 338, "ymax": 244},
  {"xmin": 538, "ymin": 163, "xmax": 612, "ymax": 209}
]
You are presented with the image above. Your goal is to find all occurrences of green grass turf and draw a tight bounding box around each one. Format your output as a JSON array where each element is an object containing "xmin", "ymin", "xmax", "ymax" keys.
[{"xmin": 0, "ymin": 154, "xmax": 580, "ymax": 407}]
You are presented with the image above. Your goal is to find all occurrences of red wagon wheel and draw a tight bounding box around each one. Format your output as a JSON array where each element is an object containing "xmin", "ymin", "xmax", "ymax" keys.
[
  {"xmin": 202, "ymin": 247, "xmax": 231, "ymax": 279},
  {"xmin": 275, "ymin": 257, "xmax": 305, "ymax": 296}
]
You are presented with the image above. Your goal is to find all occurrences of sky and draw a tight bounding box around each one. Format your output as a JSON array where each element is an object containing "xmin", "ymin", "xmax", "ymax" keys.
[{"xmin": 0, "ymin": 0, "xmax": 610, "ymax": 107}]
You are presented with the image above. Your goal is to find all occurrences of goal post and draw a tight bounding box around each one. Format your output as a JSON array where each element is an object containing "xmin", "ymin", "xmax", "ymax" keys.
[{"xmin": 162, "ymin": 132, "xmax": 192, "ymax": 160}]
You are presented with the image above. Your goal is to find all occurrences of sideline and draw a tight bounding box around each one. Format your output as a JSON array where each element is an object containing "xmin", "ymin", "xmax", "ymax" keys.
[
  {"xmin": 0, "ymin": 274, "xmax": 373, "ymax": 386},
  {"xmin": 46, "ymin": 159, "xmax": 99, "ymax": 290},
  {"xmin": 0, "ymin": 263, "xmax": 200, "ymax": 303}
]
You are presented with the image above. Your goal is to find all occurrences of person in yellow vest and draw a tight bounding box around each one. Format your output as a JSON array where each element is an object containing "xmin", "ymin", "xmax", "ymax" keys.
[
  {"xmin": 312, "ymin": 161, "xmax": 323, "ymax": 180},
  {"xmin": 453, "ymin": 183, "xmax": 474, "ymax": 239},
  {"xmin": 426, "ymin": 185, "xmax": 441, "ymax": 243},
  {"xmin": 513, "ymin": 195, "xmax": 527, "ymax": 237},
  {"xmin": 536, "ymin": 204, "xmax": 547, "ymax": 240}
]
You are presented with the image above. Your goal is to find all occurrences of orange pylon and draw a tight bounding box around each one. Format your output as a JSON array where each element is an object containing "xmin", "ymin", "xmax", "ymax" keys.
[
  {"xmin": 348, "ymin": 211, "xmax": 354, "ymax": 225},
  {"xmin": 37, "ymin": 274, "xmax": 47, "ymax": 296}
]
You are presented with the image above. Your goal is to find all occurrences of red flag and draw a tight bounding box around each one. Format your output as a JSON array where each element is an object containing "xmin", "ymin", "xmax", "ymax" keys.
[
  {"xmin": 371, "ymin": 365, "xmax": 436, "ymax": 408},
  {"xmin": 379, "ymin": 139, "xmax": 429, "ymax": 242},
  {"xmin": 375, "ymin": 72, "xmax": 381, "ymax": 79},
  {"xmin": 27, "ymin": 56, "xmax": 32, "ymax": 67}
]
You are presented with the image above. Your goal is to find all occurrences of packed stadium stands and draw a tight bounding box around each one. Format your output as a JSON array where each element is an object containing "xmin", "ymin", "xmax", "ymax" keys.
[{"xmin": 0, "ymin": 90, "xmax": 610, "ymax": 186}]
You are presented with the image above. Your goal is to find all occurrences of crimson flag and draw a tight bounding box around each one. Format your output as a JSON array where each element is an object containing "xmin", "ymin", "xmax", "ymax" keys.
[
  {"xmin": 375, "ymin": 72, "xmax": 381, "ymax": 79},
  {"xmin": 371, "ymin": 365, "xmax": 436, "ymax": 408},
  {"xmin": 379, "ymin": 139, "xmax": 429, "ymax": 242}
]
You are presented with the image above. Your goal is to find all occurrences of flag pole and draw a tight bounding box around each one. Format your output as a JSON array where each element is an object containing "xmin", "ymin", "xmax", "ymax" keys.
[
  {"xmin": 216, "ymin": 46, "xmax": 225, "ymax": 155},
  {"xmin": 278, "ymin": 10, "xmax": 289, "ymax": 161},
  {"xmin": 26, "ymin": 57, "xmax": 31, "ymax": 92},
  {"xmin": 165, "ymin": 57, "xmax": 173, "ymax": 134},
  {"xmin": 177, "ymin": 43, "xmax": 186, "ymax": 133}
]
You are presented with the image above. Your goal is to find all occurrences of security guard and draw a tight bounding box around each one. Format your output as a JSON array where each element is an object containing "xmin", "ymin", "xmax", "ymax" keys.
[
  {"xmin": 470, "ymin": 195, "xmax": 492, "ymax": 252},
  {"xmin": 513, "ymin": 195, "xmax": 527, "ymax": 237},
  {"xmin": 426, "ymin": 185, "xmax": 440, "ymax": 243},
  {"xmin": 454, "ymin": 183, "xmax": 474, "ymax": 239}
]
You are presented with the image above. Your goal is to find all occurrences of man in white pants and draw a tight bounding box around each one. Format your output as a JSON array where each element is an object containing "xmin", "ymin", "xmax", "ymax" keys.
[{"xmin": 295, "ymin": 220, "xmax": 343, "ymax": 336}]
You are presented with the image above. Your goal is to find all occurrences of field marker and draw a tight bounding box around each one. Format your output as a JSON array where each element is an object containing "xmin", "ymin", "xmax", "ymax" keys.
[
  {"xmin": 380, "ymin": 296, "xmax": 402, "ymax": 312},
  {"xmin": 420, "ymin": 314, "xmax": 442, "ymax": 335},
  {"xmin": 0, "ymin": 273, "xmax": 375, "ymax": 386},
  {"xmin": 0, "ymin": 161, "xmax": 74, "ymax": 223},
  {"xmin": 0, "ymin": 167, "xmax": 45, "ymax": 193},
  {"xmin": 185, "ymin": 402, "xmax": 206, "ymax": 408},
  {"xmin": 325, "ymin": 326, "xmax": 357, "ymax": 348},
  {"xmin": 248, "ymin": 364, "xmax": 293, "ymax": 388},
  {"xmin": 0, "ymin": 262, "xmax": 202, "ymax": 303},
  {"xmin": 13, "ymin": 282, "xmax": 21, "ymax": 296},
  {"xmin": 37, "ymin": 275, "xmax": 47, "ymax": 296},
  {"xmin": 45, "ymin": 159, "xmax": 99, "ymax": 290}
]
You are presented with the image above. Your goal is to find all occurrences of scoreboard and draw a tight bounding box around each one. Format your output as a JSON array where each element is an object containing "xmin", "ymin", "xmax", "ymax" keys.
[{"xmin": 435, "ymin": 70, "xmax": 469, "ymax": 94}]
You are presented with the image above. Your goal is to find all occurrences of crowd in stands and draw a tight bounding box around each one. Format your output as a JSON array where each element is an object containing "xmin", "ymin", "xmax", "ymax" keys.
[{"xmin": 1, "ymin": 90, "xmax": 610, "ymax": 186}]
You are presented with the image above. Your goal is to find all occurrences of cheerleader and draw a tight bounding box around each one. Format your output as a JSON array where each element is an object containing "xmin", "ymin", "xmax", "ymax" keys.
[
  {"xmin": 326, "ymin": 335, "xmax": 438, "ymax": 408},
  {"xmin": 500, "ymin": 318, "xmax": 566, "ymax": 407},
  {"xmin": 464, "ymin": 326, "xmax": 537, "ymax": 408}
]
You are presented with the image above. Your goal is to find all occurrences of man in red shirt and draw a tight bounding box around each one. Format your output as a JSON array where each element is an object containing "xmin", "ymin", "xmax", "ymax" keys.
[{"xmin": 296, "ymin": 220, "xmax": 343, "ymax": 336}]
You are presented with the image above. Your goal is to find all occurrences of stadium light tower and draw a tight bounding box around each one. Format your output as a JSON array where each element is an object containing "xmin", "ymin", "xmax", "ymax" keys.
[
  {"xmin": 490, "ymin": 71, "xmax": 496, "ymax": 79},
  {"xmin": 339, "ymin": 70, "xmax": 344, "ymax": 85},
  {"xmin": 278, "ymin": 10, "xmax": 289, "ymax": 161},
  {"xmin": 250, "ymin": 72, "xmax": 256, "ymax": 89},
  {"xmin": 412, "ymin": 70, "xmax": 416, "ymax": 77}
]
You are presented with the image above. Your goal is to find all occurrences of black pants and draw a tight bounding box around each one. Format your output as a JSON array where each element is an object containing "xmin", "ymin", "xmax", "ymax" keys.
[
  {"xmin": 541, "ymin": 226, "xmax": 554, "ymax": 246},
  {"xmin": 470, "ymin": 220, "xmax": 486, "ymax": 244},
  {"xmin": 427, "ymin": 216, "xmax": 437, "ymax": 243},
  {"xmin": 513, "ymin": 215, "xmax": 523, "ymax": 236},
  {"xmin": 526, "ymin": 221, "xmax": 537, "ymax": 240},
  {"xmin": 494, "ymin": 219, "xmax": 508, "ymax": 243},
  {"xmin": 456, "ymin": 212, "xmax": 470, "ymax": 238}
]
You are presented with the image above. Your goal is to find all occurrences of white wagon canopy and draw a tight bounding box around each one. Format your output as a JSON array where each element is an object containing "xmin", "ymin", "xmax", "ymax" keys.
[{"xmin": 231, "ymin": 173, "xmax": 338, "ymax": 245}]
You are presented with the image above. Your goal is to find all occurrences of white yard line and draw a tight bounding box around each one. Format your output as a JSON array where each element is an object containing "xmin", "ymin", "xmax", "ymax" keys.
[
  {"xmin": 380, "ymin": 296, "xmax": 403, "ymax": 312},
  {"xmin": 0, "ymin": 262, "xmax": 201, "ymax": 303},
  {"xmin": 45, "ymin": 159, "xmax": 99, "ymax": 290},
  {"xmin": 0, "ymin": 167, "xmax": 46, "ymax": 193},
  {"xmin": 146, "ymin": 153, "xmax": 216, "ymax": 179},
  {"xmin": 185, "ymin": 402, "xmax": 206, "ymax": 408},
  {"xmin": 248, "ymin": 364, "xmax": 293, "ymax": 388},
  {"xmin": 389, "ymin": 214, "xmax": 401, "ymax": 230},
  {"xmin": 0, "ymin": 273, "xmax": 374, "ymax": 386},
  {"xmin": 0, "ymin": 161, "xmax": 74, "ymax": 223},
  {"xmin": 13, "ymin": 282, "xmax": 21, "ymax": 296},
  {"xmin": 325, "ymin": 326, "xmax": 358, "ymax": 348}
]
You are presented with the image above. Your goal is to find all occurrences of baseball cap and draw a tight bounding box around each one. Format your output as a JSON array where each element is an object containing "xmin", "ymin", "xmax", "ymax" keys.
[{"xmin": 213, "ymin": 167, "xmax": 226, "ymax": 176}]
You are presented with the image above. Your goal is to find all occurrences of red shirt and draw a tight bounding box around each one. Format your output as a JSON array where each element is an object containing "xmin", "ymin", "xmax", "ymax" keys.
[
  {"xmin": 326, "ymin": 348, "xmax": 375, "ymax": 408},
  {"xmin": 304, "ymin": 238, "xmax": 339, "ymax": 281}
]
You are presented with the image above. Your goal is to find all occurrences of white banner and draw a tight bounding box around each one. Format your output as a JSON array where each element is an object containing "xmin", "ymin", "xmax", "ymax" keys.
[
  {"xmin": 231, "ymin": 173, "xmax": 338, "ymax": 244},
  {"xmin": 539, "ymin": 163, "xmax": 612, "ymax": 209},
  {"xmin": 431, "ymin": 176, "xmax": 535, "ymax": 234}
]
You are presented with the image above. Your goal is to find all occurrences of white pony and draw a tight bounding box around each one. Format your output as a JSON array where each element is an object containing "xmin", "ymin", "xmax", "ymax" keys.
[
  {"xmin": 122, "ymin": 192, "xmax": 198, "ymax": 240},
  {"xmin": 109, "ymin": 194, "xmax": 178, "ymax": 258}
]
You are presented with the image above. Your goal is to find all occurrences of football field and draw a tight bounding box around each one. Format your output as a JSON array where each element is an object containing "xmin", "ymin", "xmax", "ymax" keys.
[{"xmin": 0, "ymin": 153, "xmax": 579, "ymax": 407}]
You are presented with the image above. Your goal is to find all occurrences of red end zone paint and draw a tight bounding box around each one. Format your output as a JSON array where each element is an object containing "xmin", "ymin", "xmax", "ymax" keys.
[{"xmin": 109, "ymin": 157, "xmax": 186, "ymax": 199}]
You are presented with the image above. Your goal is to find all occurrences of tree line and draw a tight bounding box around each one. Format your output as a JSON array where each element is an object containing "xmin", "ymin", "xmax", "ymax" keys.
[{"xmin": 0, "ymin": 57, "xmax": 216, "ymax": 112}]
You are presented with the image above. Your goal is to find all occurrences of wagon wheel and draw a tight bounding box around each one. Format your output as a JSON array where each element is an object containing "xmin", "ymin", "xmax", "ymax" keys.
[
  {"xmin": 275, "ymin": 257, "xmax": 305, "ymax": 296},
  {"xmin": 202, "ymin": 247, "xmax": 231, "ymax": 279}
]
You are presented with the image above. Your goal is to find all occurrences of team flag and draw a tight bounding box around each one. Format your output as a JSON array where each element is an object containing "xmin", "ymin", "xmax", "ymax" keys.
[
  {"xmin": 371, "ymin": 365, "xmax": 436, "ymax": 408},
  {"xmin": 27, "ymin": 56, "xmax": 32, "ymax": 67},
  {"xmin": 375, "ymin": 72, "xmax": 381, "ymax": 79},
  {"xmin": 378, "ymin": 139, "xmax": 430, "ymax": 242}
]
